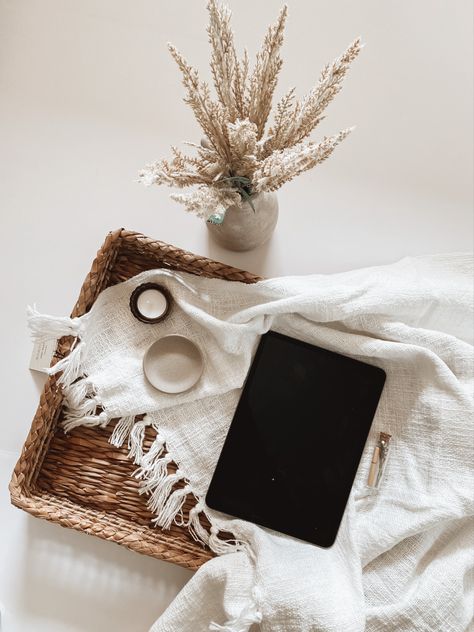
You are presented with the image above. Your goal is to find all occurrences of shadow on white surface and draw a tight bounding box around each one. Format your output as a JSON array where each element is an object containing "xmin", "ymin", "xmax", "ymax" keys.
[
  {"xmin": 0, "ymin": 448, "xmax": 192, "ymax": 632},
  {"xmin": 15, "ymin": 517, "xmax": 192, "ymax": 632}
]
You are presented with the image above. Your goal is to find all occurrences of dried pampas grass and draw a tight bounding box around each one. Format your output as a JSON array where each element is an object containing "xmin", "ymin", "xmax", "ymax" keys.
[{"xmin": 139, "ymin": 1, "xmax": 362, "ymax": 221}]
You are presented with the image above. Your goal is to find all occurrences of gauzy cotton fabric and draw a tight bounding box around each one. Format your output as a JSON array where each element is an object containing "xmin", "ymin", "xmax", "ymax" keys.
[{"xmin": 28, "ymin": 254, "xmax": 474, "ymax": 632}]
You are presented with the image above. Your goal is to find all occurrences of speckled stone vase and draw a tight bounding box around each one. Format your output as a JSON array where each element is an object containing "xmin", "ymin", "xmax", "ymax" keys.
[{"xmin": 207, "ymin": 192, "xmax": 279, "ymax": 252}]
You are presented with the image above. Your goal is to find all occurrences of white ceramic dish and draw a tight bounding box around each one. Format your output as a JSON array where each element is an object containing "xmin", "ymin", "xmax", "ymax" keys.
[{"xmin": 143, "ymin": 334, "xmax": 204, "ymax": 393}]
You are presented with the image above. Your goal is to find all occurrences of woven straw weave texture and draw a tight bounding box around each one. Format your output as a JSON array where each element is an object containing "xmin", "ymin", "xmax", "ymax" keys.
[{"xmin": 9, "ymin": 229, "xmax": 261, "ymax": 571}]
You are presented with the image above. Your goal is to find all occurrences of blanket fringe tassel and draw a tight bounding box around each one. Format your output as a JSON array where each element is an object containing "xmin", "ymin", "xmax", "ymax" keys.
[
  {"xmin": 27, "ymin": 306, "xmax": 243, "ymax": 558},
  {"xmin": 27, "ymin": 305, "xmax": 86, "ymax": 342}
]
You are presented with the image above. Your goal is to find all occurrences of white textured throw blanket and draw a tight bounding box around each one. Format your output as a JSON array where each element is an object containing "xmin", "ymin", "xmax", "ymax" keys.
[{"xmin": 28, "ymin": 254, "xmax": 473, "ymax": 632}]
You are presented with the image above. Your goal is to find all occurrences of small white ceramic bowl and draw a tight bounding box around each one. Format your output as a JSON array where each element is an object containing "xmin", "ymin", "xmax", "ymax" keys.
[{"xmin": 143, "ymin": 334, "xmax": 204, "ymax": 394}]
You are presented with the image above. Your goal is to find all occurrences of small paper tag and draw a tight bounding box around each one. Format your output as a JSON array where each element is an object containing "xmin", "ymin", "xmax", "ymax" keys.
[{"xmin": 29, "ymin": 338, "xmax": 57, "ymax": 373}]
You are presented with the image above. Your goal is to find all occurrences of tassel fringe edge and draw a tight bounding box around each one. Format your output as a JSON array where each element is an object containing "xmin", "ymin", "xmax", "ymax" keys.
[{"xmin": 27, "ymin": 305, "xmax": 244, "ymax": 558}]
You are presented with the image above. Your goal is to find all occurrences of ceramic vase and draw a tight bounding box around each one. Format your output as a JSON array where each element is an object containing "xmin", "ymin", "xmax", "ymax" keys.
[{"xmin": 207, "ymin": 191, "xmax": 279, "ymax": 252}]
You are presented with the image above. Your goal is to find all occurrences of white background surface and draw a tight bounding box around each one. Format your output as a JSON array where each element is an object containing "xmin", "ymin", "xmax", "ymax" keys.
[{"xmin": 0, "ymin": 0, "xmax": 472, "ymax": 630}]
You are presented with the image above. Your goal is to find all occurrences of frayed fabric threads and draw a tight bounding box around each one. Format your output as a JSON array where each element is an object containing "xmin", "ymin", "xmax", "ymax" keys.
[
  {"xmin": 27, "ymin": 305, "xmax": 87, "ymax": 388},
  {"xmin": 154, "ymin": 485, "xmax": 192, "ymax": 530},
  {"xmin": 188, "ymin": 502, "xmax": 211, "ymax": 547},
  {"xmin": 139, "ymin": 435, "xmax": 166, "ymax": 470},
  {"xmin": 24, "ymin": 279, "xmax": 294, "ymax": 566},
  {"xmin": 128, "ymin": 417, "xmax": 152, "ymax": 464},
  {"xmin": 123, "ymin": 418, "xmax": 236, "ymax": 552},
  {"xmin": 27, "ymin": 295, "xmax": 228, "ymax": 550},
  {"xmin": 49, "ymin": 341, "xmax": 86, "ymax": 386},
  {"xmin": 26, "ymin": 304, "xmax": 244, "ymax": 553},
  {"xmin": 110, "ymin": 415, "xmax": 137, "ymax": 448},
  {"xmin": 27, "ymin": 305, "xmax": 87, "ymax": 342},
  {"xmin": 209, "ymin": 526, "xmax": 245, "ymax": 556},
  {"xmin": 147, "ymin": 469, "xmax": 185, "ymax": 515},
  {"xmin": 59, "ymin": 373, "xmax": 111, "ymax": 433},
  {"xmin": 27, "ymin": 306, "xmax": 106, "ymax": 430}
]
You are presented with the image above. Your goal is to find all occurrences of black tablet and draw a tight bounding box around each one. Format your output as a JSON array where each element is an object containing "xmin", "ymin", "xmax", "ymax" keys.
[{"xmin": 206, "ymin": 331, "xmax": 386, "ymax": 547}]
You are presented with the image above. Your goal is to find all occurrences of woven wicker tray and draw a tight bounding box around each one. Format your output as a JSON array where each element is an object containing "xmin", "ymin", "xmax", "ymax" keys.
[{"xmin": 9, "ymin": 229, "xmax": 261, "ymax": 571}]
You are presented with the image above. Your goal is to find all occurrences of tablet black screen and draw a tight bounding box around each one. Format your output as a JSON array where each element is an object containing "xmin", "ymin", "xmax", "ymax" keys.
[{"xmin": 205, "ymin": 331, "xmax": 386, "ymax": 547}]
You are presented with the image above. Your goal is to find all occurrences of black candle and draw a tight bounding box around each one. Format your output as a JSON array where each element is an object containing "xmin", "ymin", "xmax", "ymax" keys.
[{"xmin": 130, "ymin": 283, "xmax": 171, "ymax": 324}]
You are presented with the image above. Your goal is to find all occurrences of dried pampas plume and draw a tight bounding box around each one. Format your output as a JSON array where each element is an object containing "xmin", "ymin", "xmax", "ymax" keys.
[{"xmin": 139, "ymin": 1, "xmax": 362, "ymax": 221}]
